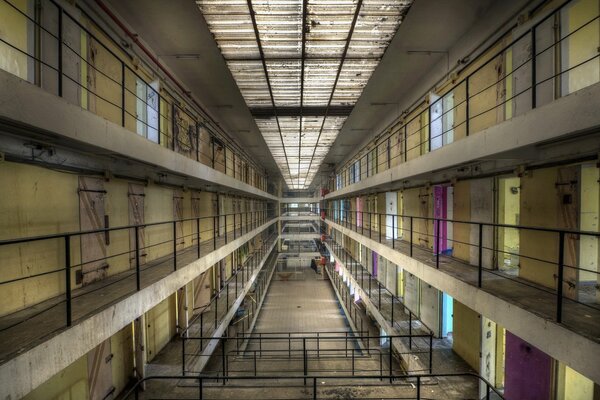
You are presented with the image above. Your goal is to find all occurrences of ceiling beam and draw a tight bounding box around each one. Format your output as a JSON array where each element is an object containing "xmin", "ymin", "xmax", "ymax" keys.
[{"xmin": 250, "ymin": 105, "xmax": 354, "ymax": 118}]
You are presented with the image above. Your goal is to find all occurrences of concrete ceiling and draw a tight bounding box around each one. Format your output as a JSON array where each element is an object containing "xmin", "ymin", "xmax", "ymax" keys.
[{"xmin": 102, "ymin": 0, "xmax": 501, "ymax": 189}]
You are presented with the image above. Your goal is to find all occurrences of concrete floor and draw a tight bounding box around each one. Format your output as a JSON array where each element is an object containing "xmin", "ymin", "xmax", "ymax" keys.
[{"xmin": 0, "ymin": 225, "xmax": 270, "ymax": 364}]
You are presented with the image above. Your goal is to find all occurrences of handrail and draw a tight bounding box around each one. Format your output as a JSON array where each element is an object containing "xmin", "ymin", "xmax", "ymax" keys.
[
  {"xmin": 121, "ymin": 373, "xmax": 506, "ymax": 399},
  {"xmin": 0, "ymin": 209, "xmax": 274, "ymax": 246}
]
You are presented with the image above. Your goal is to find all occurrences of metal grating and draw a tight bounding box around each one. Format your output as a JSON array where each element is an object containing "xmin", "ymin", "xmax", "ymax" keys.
[{"xmin": 196, "ymin": 0, "xmax": 413, "ymax": 189}]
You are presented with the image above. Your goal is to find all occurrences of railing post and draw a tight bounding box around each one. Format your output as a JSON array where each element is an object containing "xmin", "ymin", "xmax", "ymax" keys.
[
  {"xmin": 303, "ymin": 337, "xmax": 307, "ymax": 385},
  {"xmin": 181, "ymin": 336, "xmax": 186, "ymax": 376},
  {"xmin": 58, "ymin": 9, "xmax": 63, "ymax": 97},
  {"xmin": 436, "ymin": 219, "xmax": 440, "ymax": 269},
  {"xmin": 135, "ymin": 226, "xmax": 141, "ymax": 291},
  {"xmin": 531, "ymin": 27, "xmax": 537, "ymax": 109},
  {"xmin": 429, "ymin": 332, "xmax": 433, "ymax": 373},
  {"xmin": 313, "ymin": 377, "xmax": 317, "ymax": 400},
  {"xmin": 465, "ymin": 77, "xmax": 470, "ymax": 137},
  {"xmin": 557, "ymin": 231, "xmax": 565, "ymax": 323},
  {"xmin": 224, "ymin": 215, "xmax": 228, "ymax": 244},
  {"xmin": 352, "ymin": 347, "xmax": 355, "ymax": 376},
  {"xmin": 213, "ymin": 216, "xmax": 217, "ymax": 250},
  {"xmin": 416, "ymin": 376, "xmax": 421, "ymax": 400},
  {"xmin": 379, "ymin": 214, "xmax": 382, "ymax": 242},
  {"xmin": 65, "ymin": 235, "xmax": 72, "ymax": 326},
  {"xmin": 234, "ymin": 213, "xmax": 237, "ymax": 239},
  {"xmin": 215, "ymin": 294, "xmax": 218, "ymax": 326},
  {"xmin": 408, "ymin": 312, "xmax": 412, "ymax": 350},
  {"xmin": 173, "ymin": 221, "xmax": 177, "ymax": 271},
  {"xmin": 196, "ymin": 218, "xmax": 201, "ymax": 259},
  {"xmin": 392, "ymin": 216, "xmax": 395, "ymax": 249},
  {"xmin": 378, "ymin": 282, "xmax": 382, "ymax": 310},
  {"xmin": 478, "ymin": 223, "xmax": 483, "ymax": 287},
  {"xmin": 199, "ymin": 377, "xmax": 203, "ymax": 400},
  {"xmin": 221, "ymin": 336, "xmax": 226, "ymax": 384},
  {"xmin": 410, "ymin": 216, "xmax": 413, "ymax": 257},
  {"xmin": 391, "ymin": 296, "xmax": 394, "ymax": 326},
  {"xmin": 389, "ymin": 336, "xmax": 393, "ymax": 383}
]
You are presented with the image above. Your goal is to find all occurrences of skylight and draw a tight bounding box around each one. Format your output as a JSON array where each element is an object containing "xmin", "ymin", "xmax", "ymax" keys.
[{"xmin": 196, "ymin": 0, "xmax": 413, "ymax": 189}]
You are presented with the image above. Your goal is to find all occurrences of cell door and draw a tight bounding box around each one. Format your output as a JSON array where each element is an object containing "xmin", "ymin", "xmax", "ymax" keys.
[
  {"xmin": 557, "ymin": 166, "xmax": 580, "ymax": 299},
  {"xmin": 87, "ymin": 339, "xmax": 113, "ymax": 400},
  {"xmin": 79, "ymin": 177, "xmax": 108, "ymax": 285},
  {"xmin": 173, "ymin": 190, "xmax": 185, "ymax": 251},
  {"xmin": 177, "ymin": 286, "xmax": 188, "ymax": 335},
  {"xmin": 128, "ymin": 184, "xmax": 146, "ymax": 267},
  {"xmin": 480, "ymin": 316, "xmax": 497, "ymax": 397},
  {"xmin": 433, "ymin": 186, "xmax": 448, "ymax": 254},
  {"xmin": 194, "ymin": 271, "xmax": 211, "ymax": 311}
]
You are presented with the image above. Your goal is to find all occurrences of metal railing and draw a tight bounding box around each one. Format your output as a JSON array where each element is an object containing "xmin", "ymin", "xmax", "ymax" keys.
[
  {"xmin": 182, "ymin": 332, "xmax": 425, "ymax": 381},
  {"xmin": 0, "ymin": 209, "xmax": 275, "ymax": 363},
  {"xmin": 0, "ymin": 0, "xmax": 270, "ymax": 193},
  {"xmin": 331, "ymin": 0, "xmax": 600, "ymax": 192},
  {"xmin": 181, "ymin": 244, "xmax": 278, "ymax": 375},
  {"xmin": 121, "ymin": 373, "xmax": 505, "ymax": 400},
  {"xmin": 324, "ymin": 243, "xmax": 434, "ymax": 374},
  {"xmin": 324, "ymin": 208, "xmax": 600, "ymax": 340}
]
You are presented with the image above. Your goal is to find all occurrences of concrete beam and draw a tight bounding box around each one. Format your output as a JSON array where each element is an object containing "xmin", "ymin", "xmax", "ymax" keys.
[
  {"xmin": 0, "ymin": 219, "xmax": 276, "ymax": 400},
  {"xmin": 0, "ymin": 69, "xmax": 277, "ymax": 201},
  {"xmin": 326, "ymin": 219, "xmax": 600, "ymax": 384},
  {"xmin": 326, "ymin": 82, "xmax": 600, "ymax": 200}
]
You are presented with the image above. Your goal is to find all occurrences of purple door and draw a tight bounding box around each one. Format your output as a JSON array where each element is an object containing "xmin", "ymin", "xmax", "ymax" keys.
[
  {"xmin": 372, "ymin": 251, "xmax": 378, "ymax": 277},
  {"xmin": 504, "ymin": 332, "xmax": 552, "ymax": 400}
]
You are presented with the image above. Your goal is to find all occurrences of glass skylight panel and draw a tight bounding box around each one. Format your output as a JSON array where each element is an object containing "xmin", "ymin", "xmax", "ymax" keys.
[{"xmin": 196, "ymin": 0, "xmax": 413, "ymax": 189}]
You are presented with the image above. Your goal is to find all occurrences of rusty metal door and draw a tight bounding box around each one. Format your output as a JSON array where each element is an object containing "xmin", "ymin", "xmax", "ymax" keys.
[
  {"xmin": 194, "ymin": 272, "xmax": 211, "ymax": 311},
  {"xmin": 557, "ymin": 166, "xmax": 580, "ymax": 299},
  {"xmin": 79, "ymin": 177, "xmax": 108, "ymax": 285},
  {"xmin": 173, "ymin": 190, "xmax": 185, "ymax": 251},
  {"xmin": 87, "ymin": 339, "xmax": 114, "ymax": 400},
  {"xmin": 128, "ymin": 184, "xmax": 146, "ymax": 267},
  {"xmin": 177, "ymin": 286, "xmax": 188, "ymax": 334}
]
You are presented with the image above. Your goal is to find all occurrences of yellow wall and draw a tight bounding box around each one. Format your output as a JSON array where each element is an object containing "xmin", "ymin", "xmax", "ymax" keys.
[
  {"xmin": 0, "ymin": 162, "xmax": 80, "ymax": 316},
  {"xmin": 563, "ymin": 0, "xmax": 600, "ymax": 95},
  {"xmin": 23, "ymin": 354, "xmax": 89, "ymax": 400},
  {"xmin": 0, "ymin": 0, "xmax": 28, "ymax": 80},
  {"xmin": 145, "ymin": 294, "xmax": 177, "ymax": 362},
  {"xmin": 453, "ymin": 300, "xmax": 481, "ymax": 372}
]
